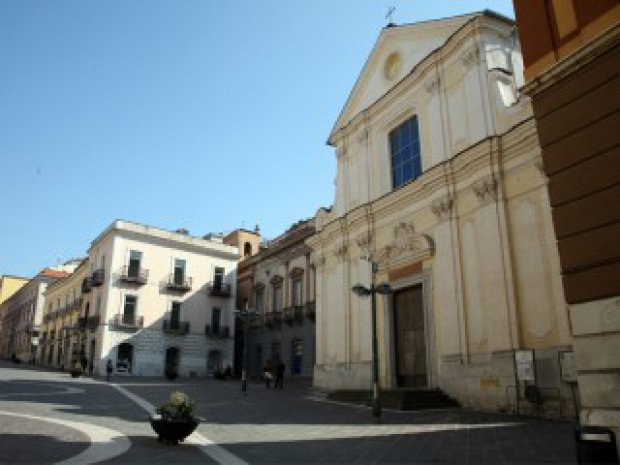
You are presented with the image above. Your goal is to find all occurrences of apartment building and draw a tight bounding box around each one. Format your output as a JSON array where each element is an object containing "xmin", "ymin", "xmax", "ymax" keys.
[
  {"xmin": 39, "ymin": 260, "xmax": 90, "ymax": 370},
  {"xmin": 84, "ymin": 220, "xmax": 239, "ymax": 377},
  {"xmin": 233, "ymin": 219, "xmax": 316, "ymax": 379},
  {"xmin": 0, "ymin": 268, "xmax": 70, "ymax": 362}
]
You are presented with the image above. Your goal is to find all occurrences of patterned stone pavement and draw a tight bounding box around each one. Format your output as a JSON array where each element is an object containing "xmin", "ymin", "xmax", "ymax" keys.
[{"xmin": 0, "ymin": 363, "xmax": 578, "ymax": 464}]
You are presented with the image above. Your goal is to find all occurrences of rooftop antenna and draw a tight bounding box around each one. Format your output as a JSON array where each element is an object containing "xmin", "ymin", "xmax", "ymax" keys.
[{"xmin": 385, "ymin": 6, "xmax": 396, "ymax": 26}]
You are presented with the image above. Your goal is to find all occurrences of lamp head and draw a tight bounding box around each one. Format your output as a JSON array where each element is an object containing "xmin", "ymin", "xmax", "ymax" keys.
[
  {"xmin": 351, "ymin": 284, "xmax": 371, "ymax": 297},
  {"xmin": 376, "ymin": 283, "xmax": 392, "ymax": 295}
]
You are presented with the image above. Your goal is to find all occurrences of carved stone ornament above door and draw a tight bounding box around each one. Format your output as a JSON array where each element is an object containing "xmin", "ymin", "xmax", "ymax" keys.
[{"xmin": 376, "ymin": 221, "xmax": 435, "ymax": 270}]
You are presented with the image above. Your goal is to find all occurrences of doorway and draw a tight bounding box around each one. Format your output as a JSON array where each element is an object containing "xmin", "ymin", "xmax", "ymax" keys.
[
  {"xmin": 207, "ymin": 350, "xmax": 222, "ymax": 374},
  {"xmin": 393, "ymin": 284, "xmax": 427, "ymax": 387},
  {"xmin": 165, "ymin": 346, "xmax": 180, "ymax": 376},
  {"xmin": 117, "ymin": 342, "xmax": 133, "ymax": 374}
]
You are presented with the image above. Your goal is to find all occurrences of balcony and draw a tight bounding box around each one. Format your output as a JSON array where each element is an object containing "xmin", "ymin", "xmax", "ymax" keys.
[
  {"xmin": 305, "ymin": 301, "xmax": 316, "ymax": 320},
  {"xmin": 67, "ymin": 298, "xmax": 83, "ymax": 312},
  {"xmin": 205, "ymin": 324, "xmax": 230, "ymax": 338},
  {"xmin": 75, "ymin": 318, "xmax": 87, "ymax": 331},
  {"xmin": 273, "ymin": 311, "xmax": 282, "ymax": 325},
  {"xmin": 109, "ymin": 314, "xmax": 144, "ymax": 331},
  {"xmin": 86, "ymin": 315, "xmax": 100, "ymax": 330},
  {"xmin": 91, "ymin": 269, "xmax": 105, "ymax": 287},
  {"xmin": 165, "ymin": 274, "xmax": 192, "ymax": 292},
  {"xmin": 118, "ymin": 265, "xmax": 148, "ymax": 285},
  {"xmin": 163, "ymin": 320, "xmax": 190, "ymax": 335},
  {"xmin": 283, "ymin": 307, "xmax": 294, "ymax": 324},
  {"xmin": 208, "ymin": 281, "xmax": 232, "ymax": 298},
  {"xmin": 81, "ymin": 277, "xmax": 92, "ymax": 293},
  {"xmin": 264, "ymin": 311, "xmax": 274, "ymax": 328}
]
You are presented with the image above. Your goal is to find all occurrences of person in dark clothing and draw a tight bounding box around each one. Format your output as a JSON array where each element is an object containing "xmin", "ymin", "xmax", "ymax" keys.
[
  {"xmin": 275, "ymin": 360, "xmax": 285, "ymax": 389},
  {"xmin": 106, "ymin": 359, "xmax": 113, "ymax": 382}
]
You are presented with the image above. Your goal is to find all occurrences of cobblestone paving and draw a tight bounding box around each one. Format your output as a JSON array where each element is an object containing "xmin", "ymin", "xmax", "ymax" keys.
[{"xmin": 0, "ymin": 363, "xmax": 578, "ymax": 464}]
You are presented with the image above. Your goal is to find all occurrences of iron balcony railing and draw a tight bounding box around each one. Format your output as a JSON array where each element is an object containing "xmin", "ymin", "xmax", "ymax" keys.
[
  {"xmin": 305, "ymin": 301, "xmax": 316, "ymax": 320},
  {"xmin": 283, "ymin": 307, "xmax": 294, "ymax": 324},
  {"xmin": 81, "ymin": 277, "xmax": 92, "ymax": 293},
  {"xmin": 166, "ymin": 274, "xmax": 192, "ymax": 292},
  {"xmin": 205, "ymin": 324, "xmax": 230, "ymax": 338},
  {"xmin": 109, "ymin": 314, "xmax": 144, "ymax": 331},
  {"xmin": 208, "ymin": 281, "xmax": 232, "ymax": 297},
  {"xmin": 163, "ymin": 320, "xmax": 190, "ymax": 335},
  {"xmin": 118, "ymin": 265, "xmax": 148, "ymax": 285},
  {"xmin": 76, "ymin": 315, "xmax": 101, "ymax": 331},
  {"xmin": 67, "ymin": 298, "xmax": 83, "ymax": 312},
  {"xmin": 294, "ymin": 305, "xmax": 304, "ymax": 321},
  {"xmin": 91, "ymin": 269, "xmax": 105, "ymax": 287}
]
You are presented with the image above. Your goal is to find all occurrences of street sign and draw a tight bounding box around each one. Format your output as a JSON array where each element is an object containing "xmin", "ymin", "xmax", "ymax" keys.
[
  {"xmin": 559, "ymin": 350, "xmax": 577, "ymax": 383},
  {"xmin": 515, "ymin": 350, "xmax": 535, "ymax": 382}
]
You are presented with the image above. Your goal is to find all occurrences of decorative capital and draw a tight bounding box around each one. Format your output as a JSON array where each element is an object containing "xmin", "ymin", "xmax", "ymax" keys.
[
  {"xmin": 471, "ymin": 176, "xmax": 498, "ymax": 204},
  {"xmin": 310, "ymin": 252, "xmax": 325, "ymax": 268},
  {"xmin": 335, "ymin": 146, "xmax": 347, "ymax": 160},
  {"xmin": 355, "ymin": 231, "xmax": 372, "ymax": 251},
  {"xmin": 424, "ymin": 76, "xmax": 440, "ymax": 94},
  {"xmin": 431, "ymin": 195, "xmax": 454, "ymax": 221},
  {"xmin": 333, "ymin": 243, "xmax": 348, "ymax": 259},
  {"xmin": 461, "ymin": 46, "xmax": 480, "ymax": 68},
  {"xmin": 356, "ymin": 128, "xmax": 369, "ymax": 145}
]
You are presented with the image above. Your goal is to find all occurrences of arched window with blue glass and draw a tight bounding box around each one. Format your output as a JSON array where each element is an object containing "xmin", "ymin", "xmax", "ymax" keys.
[{"xmin": 389, "ymin": 115, "xmax": 421, "ymax": 189}]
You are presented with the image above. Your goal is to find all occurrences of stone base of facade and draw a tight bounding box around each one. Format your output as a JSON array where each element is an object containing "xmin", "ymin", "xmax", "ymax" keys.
[
  {"xmin": 99, "ymin": 328, "xmax": 234, "ymax": 378},
  {"xmin": 314, "ymin": 362, "xmax": 372, "ymax": 390},
  {"xmin": 570, "ymin": 296, "xmax": 620, "ymax": 455},
  {"xmin": 316, "ymin": 346, "xmax": 577, "ymax": 419},
  {"xmin": 440, "ymin": 347, "xmax": 577, "ymax": 419},
  {"xmin": 580, "ymin": 408, "xmax": 620, "ymax": 458}
]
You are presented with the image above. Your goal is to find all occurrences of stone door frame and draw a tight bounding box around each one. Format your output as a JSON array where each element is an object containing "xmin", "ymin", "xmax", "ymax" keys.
[{"xmin": 384, "ymin": 270, "xmax": 435, "ymax": 389}]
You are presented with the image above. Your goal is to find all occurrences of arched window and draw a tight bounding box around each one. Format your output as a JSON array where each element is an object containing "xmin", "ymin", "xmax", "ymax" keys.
[{"xmin": 244, "ymin": 242, "xmax": 252, "ymax": 257}]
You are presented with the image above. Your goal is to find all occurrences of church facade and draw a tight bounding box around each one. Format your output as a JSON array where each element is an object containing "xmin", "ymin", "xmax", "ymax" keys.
[{"xmin": 308, "ymin": 11, "xmax": 575, "ymax": 414}]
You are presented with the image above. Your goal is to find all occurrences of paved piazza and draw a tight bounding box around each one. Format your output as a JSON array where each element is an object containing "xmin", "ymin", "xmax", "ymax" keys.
[{"xmin": 0, "ymin": 363, "xmax": 577, "ymax": 464}]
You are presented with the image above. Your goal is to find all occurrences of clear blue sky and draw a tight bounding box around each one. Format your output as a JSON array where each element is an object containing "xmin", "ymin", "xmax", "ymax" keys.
[{"xmin": 0, "ymin": 1, "xmax": 515, "ymax": 278}]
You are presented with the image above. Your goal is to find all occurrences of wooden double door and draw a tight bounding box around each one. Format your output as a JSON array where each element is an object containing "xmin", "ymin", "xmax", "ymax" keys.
[{"xmin": 393, "ymin": 284, "xmax": 428, "ymax": 388}]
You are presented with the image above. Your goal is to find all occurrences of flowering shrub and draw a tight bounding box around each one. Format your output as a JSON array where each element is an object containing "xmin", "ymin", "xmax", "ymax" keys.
[{"xmin": 156, "ymin": 391, "xmax": 195, "ymax": 421}]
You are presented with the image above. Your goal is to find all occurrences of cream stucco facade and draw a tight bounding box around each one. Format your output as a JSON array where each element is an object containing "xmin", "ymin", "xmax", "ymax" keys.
[
  {"xmin": 308, "ymin": 11, "xmax": 574, "ymax": 415},
  {"xmin": 88, "ymin": 221, "xmax": 239, "ymax": 377}
]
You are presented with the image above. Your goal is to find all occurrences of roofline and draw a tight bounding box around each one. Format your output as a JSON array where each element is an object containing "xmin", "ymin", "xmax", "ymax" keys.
[
  {"xmin": 0, "ymin": 275, "xmax": 30, "ymax": 281},
  {"xmin": 326, "ymin": 9, "xmax": 514, "ymax": 146},
  {"xmin": 88, "ymin": 220, "xmax": 239, "ymax": 260}
]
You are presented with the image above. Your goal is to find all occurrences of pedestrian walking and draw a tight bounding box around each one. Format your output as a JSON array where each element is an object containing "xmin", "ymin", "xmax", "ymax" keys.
[
  {"xmin": 275, "ymin": 360, "xmax": 285, "ymax": 389},
  {"xmin": 106, "ymin": 359, "xmax": 113, "ymax": 382},
  {"xmin": 263, "ymin": 360, "xmax": 273, "ymax": 388}
]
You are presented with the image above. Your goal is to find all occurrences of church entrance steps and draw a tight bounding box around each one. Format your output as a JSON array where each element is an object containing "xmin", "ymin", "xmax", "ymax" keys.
[{"xmin": 327, "ymin": 388, "xmax": 460, "ymax": 411}]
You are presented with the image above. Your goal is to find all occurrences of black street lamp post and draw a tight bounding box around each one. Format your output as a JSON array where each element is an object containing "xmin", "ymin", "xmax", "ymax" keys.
[
  {"xmin": 234, "ymin": 307, "xmax": 258, "ymax": 393},
  {"xmin": 352, "ymin": 261, "xmax": 391, "ymax": 423}
]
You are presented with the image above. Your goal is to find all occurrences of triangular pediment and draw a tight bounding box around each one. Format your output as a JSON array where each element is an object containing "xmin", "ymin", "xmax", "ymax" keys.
[{"xmin": 328, "ymin": 13, "xmax": 477, "ymax": 145}]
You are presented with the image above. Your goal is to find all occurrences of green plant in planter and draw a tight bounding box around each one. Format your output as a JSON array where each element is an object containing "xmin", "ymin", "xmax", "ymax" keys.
[
  {"xmin": 156, "ymin": 391, "xmax": 195, "ymax": 421},
  {"xmin": 150, "ymin": 391, "xmax": 199, "ymax": 445}
]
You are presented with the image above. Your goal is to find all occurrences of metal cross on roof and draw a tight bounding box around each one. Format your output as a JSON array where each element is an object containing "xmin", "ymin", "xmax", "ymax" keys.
[{"xmin": 385, "ymin": 6, "xmax": 396, "ymax": 24}]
